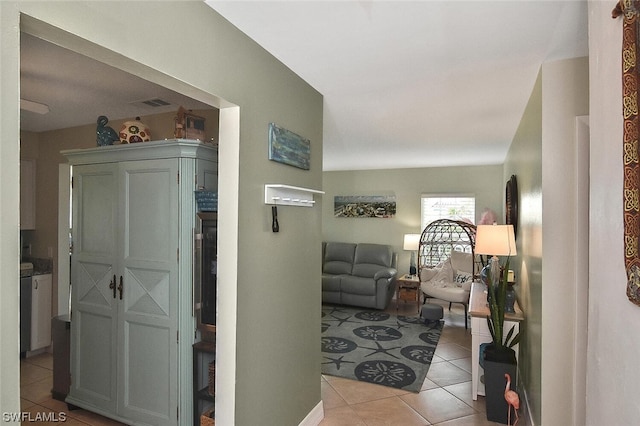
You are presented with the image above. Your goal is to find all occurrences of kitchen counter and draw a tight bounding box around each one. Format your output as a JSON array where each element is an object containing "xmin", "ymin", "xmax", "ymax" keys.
[{"xmin": 23, "ymin": 257, "xmax": 53, "ymax": 275}]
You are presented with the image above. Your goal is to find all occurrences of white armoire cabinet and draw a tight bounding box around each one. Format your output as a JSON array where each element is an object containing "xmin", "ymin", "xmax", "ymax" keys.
[{"xmin": 63, "ymin": 140, "xmax": 217, "ymax": 426}]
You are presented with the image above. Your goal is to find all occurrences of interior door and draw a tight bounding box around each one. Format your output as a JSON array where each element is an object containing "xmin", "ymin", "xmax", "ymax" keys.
[
  {"xmin": 117, "ymin": 159, "xmax": 179, "ymax": 425},
  {"xmin": 68, "ymin": 163, "xmax": 118, "ymax": 413}
]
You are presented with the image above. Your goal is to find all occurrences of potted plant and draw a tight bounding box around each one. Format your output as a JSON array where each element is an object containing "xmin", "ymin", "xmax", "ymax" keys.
[
  {"xmin": 484, "ymin": 256, "xmax": 521, "ymax": 424},
  {"xmin": 486, "ymin": 257, "xmax": 521, "ymax": 357}
]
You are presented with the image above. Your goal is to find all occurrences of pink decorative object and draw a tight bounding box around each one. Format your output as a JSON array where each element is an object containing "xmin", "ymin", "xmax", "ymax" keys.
[
  {"xmin": 504, "ymin": 373, "xmax": 520, "ymax": 426},
  {"xmin": 479, "ymin": 208, "xmax": 498, "ymax": 225},
  {"xmin": 119, "ymin": 117, "xmax": 151, "ymax": 144}
]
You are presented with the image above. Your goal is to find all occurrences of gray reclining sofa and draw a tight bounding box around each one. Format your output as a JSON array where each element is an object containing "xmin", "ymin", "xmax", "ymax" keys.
[{"xmin": 322, "ymin": 242, "xmax": 398, "ymax": 309}]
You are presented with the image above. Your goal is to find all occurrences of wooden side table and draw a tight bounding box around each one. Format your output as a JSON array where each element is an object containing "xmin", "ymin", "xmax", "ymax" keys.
[{"xmin": 396, "ymin": 274, "xmax": 421, "ymax": 314}]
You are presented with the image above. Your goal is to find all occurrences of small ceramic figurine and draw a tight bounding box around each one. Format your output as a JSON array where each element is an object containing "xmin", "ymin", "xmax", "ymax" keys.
[
  {"xmin": 120, "ymin": 117, "xmax": 151, "ymax": 144},
  {"xmin": 96, "ymin": 115, "xmax": 119, "ymax": 147}
]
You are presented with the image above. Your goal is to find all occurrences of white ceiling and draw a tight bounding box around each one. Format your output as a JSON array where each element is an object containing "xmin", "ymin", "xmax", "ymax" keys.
[
  {"xmin": 207, "ymin": 0, "xmax": 588, "ymax": 171},
  {"xmin": 20, "ymin": 1, "xmax": 588, "ymax": 172}
]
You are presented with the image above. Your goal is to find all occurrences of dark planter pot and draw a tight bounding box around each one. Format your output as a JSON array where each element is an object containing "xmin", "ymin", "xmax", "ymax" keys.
[{"xmin": 484, "ymin": 345, "xmax": 517, "ymax": 425}]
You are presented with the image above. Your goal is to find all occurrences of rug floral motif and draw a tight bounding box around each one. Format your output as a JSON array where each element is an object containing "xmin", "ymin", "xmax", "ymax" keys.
[{"xmin": 321, "ymin": 304, "xmax": 443, "ymax": 393}]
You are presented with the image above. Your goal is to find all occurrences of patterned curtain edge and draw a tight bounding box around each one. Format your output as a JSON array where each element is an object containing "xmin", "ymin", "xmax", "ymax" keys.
[{"xmin": 615, "ymin": 0, "xmax": 640, "ymax": 305}]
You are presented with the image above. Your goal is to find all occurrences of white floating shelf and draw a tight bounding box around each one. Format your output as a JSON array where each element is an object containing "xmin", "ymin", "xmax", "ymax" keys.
[{"xmin": 265, "ymin": 184, "xmax": 324, "ymax": 207}]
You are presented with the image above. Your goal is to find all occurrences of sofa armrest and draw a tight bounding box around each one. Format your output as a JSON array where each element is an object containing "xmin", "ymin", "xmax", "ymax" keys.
[{"xmin": 374, "ymin": 268, "xmax": 397, "ymax": 280}]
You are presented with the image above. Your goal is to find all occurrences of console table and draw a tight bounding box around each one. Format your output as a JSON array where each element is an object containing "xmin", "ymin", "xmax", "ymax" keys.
[{"xmin": 469, "ymin": 281, "xmax": 524, "ymax": 400}]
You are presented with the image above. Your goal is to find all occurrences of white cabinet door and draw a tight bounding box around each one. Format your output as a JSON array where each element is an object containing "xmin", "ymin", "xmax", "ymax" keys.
[
  {"xmin": 69, "ymin": 163, "xmax": 119, "ymax": 413},
  {"xmin": 31, "ymin": 274, "xmax": 52, "ymax": 350},
  {"xmin": 117, "ymin": 159, "xmax": 179, "ymax": 425}
]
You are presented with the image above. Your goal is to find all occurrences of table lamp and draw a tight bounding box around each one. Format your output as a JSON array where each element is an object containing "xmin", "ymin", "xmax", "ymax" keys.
[
  {"xmin": 475, "ymin": 224, "xmax": 517, "ymax": 310},
  {"xmin": 403, "ymin": 233, "xmax": 420, "ymax": 276}
]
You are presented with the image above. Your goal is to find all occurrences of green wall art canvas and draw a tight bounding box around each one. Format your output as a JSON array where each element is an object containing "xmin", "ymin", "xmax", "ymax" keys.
[{"xmin": 268, "ymin": 123, "xmax": 311, "ymax": 170}]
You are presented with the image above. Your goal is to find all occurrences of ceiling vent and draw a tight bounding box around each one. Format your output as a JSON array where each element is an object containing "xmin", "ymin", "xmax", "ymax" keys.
[{"xmin": 132, "ymin": 98, "xmax": 172, "ymax": 108}]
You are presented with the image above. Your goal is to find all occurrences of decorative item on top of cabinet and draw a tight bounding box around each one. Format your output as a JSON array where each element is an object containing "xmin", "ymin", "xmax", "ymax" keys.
[
  {"xmin": 176, "ymin": 106, "xmax": 205, "ymax": 141},
  {"xmin": 96, "ymin": 116, "xmax": 119, "ymax": 146},
  {"xmin": 119, "ymin": 116, "xmax": 151, "ymax": 143}
]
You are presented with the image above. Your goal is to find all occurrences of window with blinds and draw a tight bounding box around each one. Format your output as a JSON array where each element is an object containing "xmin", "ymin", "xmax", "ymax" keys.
[{"xmin": 420, "ymin": 195, "xmax": 476, "ymax": 231}]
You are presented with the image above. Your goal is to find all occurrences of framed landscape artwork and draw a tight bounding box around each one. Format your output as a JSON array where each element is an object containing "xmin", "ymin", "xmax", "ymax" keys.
[{"xmin": 334, "ymin": 195, "xmax": 396, "ymax": 218}]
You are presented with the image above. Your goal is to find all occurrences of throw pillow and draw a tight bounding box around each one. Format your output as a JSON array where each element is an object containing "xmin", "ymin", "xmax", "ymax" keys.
[
  {"xmin": 454, "ymin": 270, "xmax": 473, "ymax": 284},
  {"xmin": 420, "ymin": 267, "xmax": 438, "ymax": 282},
  {"xmin": 431, "ymin": 259, "xmax": 453, "ymax": 284}
]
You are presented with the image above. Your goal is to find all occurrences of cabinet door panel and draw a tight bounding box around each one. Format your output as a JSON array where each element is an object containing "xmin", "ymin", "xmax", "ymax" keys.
[
  {"xmin": 30, "ymin": 274, "xmax": 52, "ymax": 350},
  {"xmin": 123, "ymin": 267, "xmax": 171, "ymax": 317},
  {"xmin": 122, "ymin": 161, "xmax": 175, "ymax": 262},
  {"xmin": 69, "ymin": 165, "xmax": 118, "ymax": 412},
  {"xmin": 118, "ymin": 159, "xmax": 178, "ymax": 425},
  {"xmin": 75, "ymin": 310, "xmax": 115, "ymax": 402},
  {"xmin": 77, "ymin": 169, "xmax": 117, "ymax": 256},
  {"xmin": 122, "ymin": 320, "xmax": 172, "ymax": 420}
]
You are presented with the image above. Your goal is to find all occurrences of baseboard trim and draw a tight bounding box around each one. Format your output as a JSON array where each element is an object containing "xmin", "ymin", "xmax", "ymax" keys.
[
  {"xmin": 521, "ymin": 382, "xmax": 536, "ymax": 426},
  {"xmin": 299, "ymin": 401, "xmax": 324, "ymax": 426}
]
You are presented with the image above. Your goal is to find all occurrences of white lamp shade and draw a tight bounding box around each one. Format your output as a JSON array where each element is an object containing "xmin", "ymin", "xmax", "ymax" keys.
[
  {"xmin": 403, "ymin": 233, "xmax": 420, "ymax": 251},
  {"xmin": 475, "ymin": 225, "xmax": 517, "ymax": 256}
]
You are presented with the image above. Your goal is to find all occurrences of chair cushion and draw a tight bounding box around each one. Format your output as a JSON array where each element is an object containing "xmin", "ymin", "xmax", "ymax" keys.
[
  {"xmin": 420, "ymin": 267, "xmax": 438, "ymax": 282},
  {"xmin": 322, "ymin": 275, "xmax": 342, "ymax": 292},
  {"xmin": 421, "ymin": 281, "xmax": 469, "ymax": 303},
  {"xmin": 351, "ymin": 243, "xmax": 393, "ymax": 277},
  {"xmin": 340, "ymin": 275, "xmax": 377, "ymax": 296},
  {"xmin": 323, "ymin": 242, "xmax": 356, "ymax": 275},
  {"xmin": 430, "ymin": 260, "xmax": 454, "ymax": 284}
]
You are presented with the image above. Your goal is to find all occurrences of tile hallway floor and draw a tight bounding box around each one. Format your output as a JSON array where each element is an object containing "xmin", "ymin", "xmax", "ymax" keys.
[
  {"xmin": 319, "ymin": 299, "xmax": 518, "ymax": 426},
  {"xmin": 19, "ymin": 299, "xmax": 518, "ymax": 425},
  {"xmin": 20, "ymin": 353, "xmax": 124, "ymax": 425}
]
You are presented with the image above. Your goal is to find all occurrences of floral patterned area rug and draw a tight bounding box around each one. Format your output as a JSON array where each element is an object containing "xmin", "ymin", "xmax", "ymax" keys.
[{"xmin": 321, "ymin": 304, "xmax": 443, "ymax": 393}]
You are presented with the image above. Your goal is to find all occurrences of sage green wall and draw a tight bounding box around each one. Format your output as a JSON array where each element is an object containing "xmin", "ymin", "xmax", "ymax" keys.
[
  {"xmin": 4, "ymin": 2, "xmax": 324, "ymax": 425},
  {"xmin": 322, "ymin": 165, "xmax": 503, "ymax": 272},
  {"xmin": 503, "ymin": 71, "xmax": 543, "ymax": 425}
]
